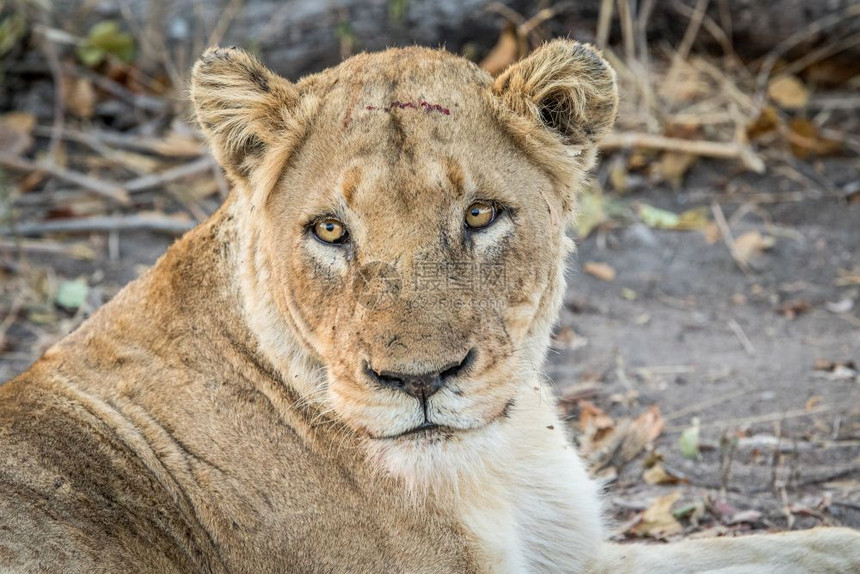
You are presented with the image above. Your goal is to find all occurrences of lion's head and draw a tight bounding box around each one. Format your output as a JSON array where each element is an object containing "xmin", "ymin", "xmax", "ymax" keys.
[{"xmin": 191, "ymin": 42, "xmax": 617, "ymax": 485}]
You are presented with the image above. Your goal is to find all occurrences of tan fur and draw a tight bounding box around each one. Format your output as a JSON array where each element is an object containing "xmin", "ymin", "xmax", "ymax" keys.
[{"xmin": 1, "ymin": 41, "xmax": 858, "ymax": 573}]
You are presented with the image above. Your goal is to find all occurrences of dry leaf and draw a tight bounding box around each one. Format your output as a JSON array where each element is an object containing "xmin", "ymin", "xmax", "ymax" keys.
[
  {"xmin": 776, "ymin": 298, "xmax": 811, "ymax": 319},
  {"xmin": 479, "ymin": 24, "xmax": 523, "ymax": 77},
  {"xmin": 788, "ymin": 118, "xmax": 843, "ymax": 159},
  {"xmin": 746, "ymin": 106, "xmax": 780, "ymax": 140},
  {"xmin": 578, "ymin": 401, "xmax": 615, "ymax": 444},
  {"xmin": 585, "ymin": 406, "xmax": 665, "ymax": 474},
  {"xmin": 0, "ymin": 112, "xmax": 36, "ymax": 156},
  {"xmin": 814, "ymin": 359, "xmax": 857, "ymax": 372},
  {"xmin": 634, "ymin": 406, "xmax": 665, "ymax": 445},
  {"xmin": 767, "ymin": 75, "xmax": 809, "ymax": 110},
  {"xmin": 643, "ymin": 463, "xmax": 683, "ymax": 485},
  {"xmin": 64, "ymin": 77, "xmax": 96, "ymax": 119},
  {"xmin": 657, "ymin": 152, "xmax": 696, "ymax": 188},
  {"xmin": 583, "ymin": 261, "xmax": 616, "ymax": 282},
  {"xmin": 631, "ymin": 492, "xmax": 683, "ymax": 538},
  {"xmin": 733, "ymin": 231, "xmax": 775, "ymax": 265}
]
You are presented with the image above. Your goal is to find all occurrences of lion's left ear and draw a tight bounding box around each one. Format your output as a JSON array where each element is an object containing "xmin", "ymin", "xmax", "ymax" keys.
[
  {"xmin": 493, "ymin": 40, "xmax": 618, "ymax": 148},
  {"xmin": 190, "ymin": 47, "xmax": 299, "ymax": 183}
]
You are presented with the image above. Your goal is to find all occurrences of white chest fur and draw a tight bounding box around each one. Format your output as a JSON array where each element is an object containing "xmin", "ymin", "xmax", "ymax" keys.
[{"xmin": 458, "ymin": 385, "xmax": 605, "ymax": 573}]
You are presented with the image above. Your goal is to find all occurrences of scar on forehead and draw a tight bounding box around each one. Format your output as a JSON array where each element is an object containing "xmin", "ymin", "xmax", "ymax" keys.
[
  {"xmin": 341, "ymin": 166, "xmax": 362, "ymax": 205},
  {"xmin": 365, "ymin": 100, "xmax": 451, "ymax": 115}
]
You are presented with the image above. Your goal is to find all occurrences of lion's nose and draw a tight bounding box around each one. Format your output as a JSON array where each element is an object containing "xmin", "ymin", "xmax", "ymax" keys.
[{"xmin": 366, "ymin": 349, "xmax": 476, "ymax": 401}]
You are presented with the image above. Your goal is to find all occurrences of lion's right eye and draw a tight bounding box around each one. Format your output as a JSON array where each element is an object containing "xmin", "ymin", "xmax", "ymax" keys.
[{"xmin": 313, "ymin": 218, "xmax": 349, "ymax": 244}]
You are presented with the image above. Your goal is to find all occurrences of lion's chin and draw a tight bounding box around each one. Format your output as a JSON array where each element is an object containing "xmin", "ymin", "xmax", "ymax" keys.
[{"xmin": 362, "ymin": 414, "xmax": 512, "ymax": 495}]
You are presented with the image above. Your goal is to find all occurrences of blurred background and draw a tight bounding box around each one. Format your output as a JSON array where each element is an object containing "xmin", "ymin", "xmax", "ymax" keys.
[{"xmin": 1, "ymin": 0, "xmax": 858, "ymax": 541}]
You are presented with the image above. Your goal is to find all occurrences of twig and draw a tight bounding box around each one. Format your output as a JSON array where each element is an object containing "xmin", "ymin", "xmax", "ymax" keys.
[
  {"xmin": 125, "ymin": 156, "xmax": 215, "ymax": 193},
  {"xmin": 808, "ymin": 93, "xmax": 860, "ymax": 110},
  {"xmin": 636, "ymin": 0, "xmax": 656, "ymax": 65},
  {"xmin": 207, "ymin": 0, "xmax": 245, "ymax": 47},
  {"xmin": 710, "ymin": 201, "xmax": 750, "ymax": 275},
  {"xmin": 671, "ymin": 0, "xmax": 734, "ymax": 59},
  {"xmin": 600, "ymin": 132, "xmax": 765, "ymax": 173},
  {"xmin": 0, "ymin": 154, "xmax": 131, "ymax": 205},
  {"xmin": 616, "ymin": 0, "xmax": 636, "ymax": 64},
  {"xmin": 727, "ymin": 319, "xmax": 755, "ymax": 356},
  {"xmin": 663, "ymin": 388, "xmax": 754, "ymax": 422},
  {"xmin": 776, "ymin": 29, "xmax": 860, "ymax": 80},
  {"xmin": 0, "ymin": 239, "xmax": 96, "ymax": 259},
  {"xmin": 665, "ymin": 404, "xmax": 839, "ymax": 433},
  {"xmin": 666, "ymin": 0, "xmax": 709, "ymax": 88},
  {"xmin": 755, "ymin": 5, "xmax": 860, "ymax": 104},
  {"xmin": 596, "ymin": 0, "xmax": 614, "ymax": 49},
  {"xmin": 37, "ymin": 27, "xmax": 65, "ymax": 165},
  {"xmin": 69, "ymin": 67, "xmax": 168, "ymax": 114},
  {"xmin": 2, "ymin": 214, "xmax": 196, "ymax": 237}
]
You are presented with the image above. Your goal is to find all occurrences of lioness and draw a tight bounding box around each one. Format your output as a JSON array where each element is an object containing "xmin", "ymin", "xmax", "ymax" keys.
[{"xmin": 1, "ymin": 41, "xmax": 858, "ymax": 573}]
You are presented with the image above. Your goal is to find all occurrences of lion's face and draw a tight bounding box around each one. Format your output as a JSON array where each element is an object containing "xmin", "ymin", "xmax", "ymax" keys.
[{"xmin": 191, "ymin": 43, "xmax": 617, "ymax": 478}]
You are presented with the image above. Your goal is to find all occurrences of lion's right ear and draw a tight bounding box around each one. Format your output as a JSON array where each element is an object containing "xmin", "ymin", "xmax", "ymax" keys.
[
  {"xmin": 493, "ymin": 40, "xmax": 618, "ymax": 149},
  {"xmin": 190, "ymin": 47, "xmax": 298, "ymax": 183}
]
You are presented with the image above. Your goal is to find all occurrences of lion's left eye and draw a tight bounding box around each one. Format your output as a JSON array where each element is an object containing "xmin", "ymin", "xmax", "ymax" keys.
[
  {"xmin": 313, "ymin": 218, "xmax": 349, "ymax": 244},
  {"xmin": 465, "ymin": 201, "xmax": 496, "ymax": 229}
]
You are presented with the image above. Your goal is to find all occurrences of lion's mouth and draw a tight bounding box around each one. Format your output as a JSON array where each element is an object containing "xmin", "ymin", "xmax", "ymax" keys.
[{"xmin": 376, "ymin": 399, "xmax": 515, "ymax": 441}]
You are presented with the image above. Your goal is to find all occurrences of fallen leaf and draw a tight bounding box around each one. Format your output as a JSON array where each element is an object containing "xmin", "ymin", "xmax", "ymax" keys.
[
  {"xmin": 631, "ymin": 492, "xmax": 684, "ymax": 538},
  {"xmin": 0, "ymin": 112, "xmax": 35, "ymax": 156},
  {"xmin": 658, "ymin": 151, "xmax": 697, "ymax": 188},
  {"xmin": 77, "ymin": 21, "xmax": 135, "ymax": 67},
  {"xmin": 638, "ymin": 203, "xmax": 679, "ymax": 229},
  {"xmin": 634, "ymin": 406, "xmax": 666, "ymax": 445},
  {"xmin": 679, "ymin": 417, "xmax": 700, "ymax": 460},
  {"xmin": 583, "ymin": 406, "xmax": 663, "ymax": 474},
  {"xmin": 55, "ymin": 279, "xmax": 89, "ymax": 311},
  {"xmin": 814, "ymin": 359, "xmax": 857, "ymax": 372},
  {"xmin": 673, "ymin": 500, "xmax": 706, "ymax": 522},
  {"xmin": 584, "ymin": 261, "xmax": 616, "ymax": 282},
  {"xmin": 733, "ymin": 231, "xmax": 775, "ymax": 265},
  {"xmin": 608, "ymin": 160, "xmax": 629, "ymax": 192},
  {"xmin": 675, "ymin": 207, "xmax": 710, "ymax": 231},
  {"xmin": 637, "ymin": 204, "xmax": 710, "ymax": 231},
  {"xmin": 578, "ymin": 400, "xmax": 615, "ymax": 443},
  {"xmin": 776, "ymin": 298, "xmax": 811, "ymax": 319},
  {"xmin": 767, "ymin": 75, "xmax": 809, "ymax": 110},
  {"xmin": 643, "ymin": 463, "xmax": 683, "ymax": 485},
  {"xmin": 64, "ymin": 77, "xmax": 96, "ymax": 119},
  {"xmin": 788, "ymin": 118, "xmax": 843, "ymax": 159},
  {"xmin": 620, "ymin": 288, "xmax": 638, "ymax": 301},
  {"xmin": 746, "ymin": 106, "xmax": 781, "ymax": 140},
  {"xmin": 479, "ymin": 23, "xmax": 523, "ymax": 77}
]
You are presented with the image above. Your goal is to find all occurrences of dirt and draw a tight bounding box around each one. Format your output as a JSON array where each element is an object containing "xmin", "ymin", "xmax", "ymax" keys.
[
  {"xmin": 1, "ymin": 158, "xmax": 858, "ymax": 537},
  {"xmin": 555, "ymin": 159, "xmax": 860, "ymax": 535}
]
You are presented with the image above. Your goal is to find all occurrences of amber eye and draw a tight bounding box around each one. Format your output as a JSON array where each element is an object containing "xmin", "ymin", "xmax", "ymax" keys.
[
  {"xmin": 465, "ymin": 201, "xmax": 496, "ymax": 229},
  {"xmin": 313, "ymin": 218, "xmax": 348, "ymax": 244}
]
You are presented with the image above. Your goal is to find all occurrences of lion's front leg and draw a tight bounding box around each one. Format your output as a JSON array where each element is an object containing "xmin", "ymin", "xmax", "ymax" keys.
[{"xmin": 593, "ymin": 527, "xmax": 860, "ymax": 574}]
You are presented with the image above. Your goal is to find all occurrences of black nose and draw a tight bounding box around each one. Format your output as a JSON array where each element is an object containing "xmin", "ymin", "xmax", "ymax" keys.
[{"xmin": 367, "ymin": 349, "xmax": 476, "ymax": 401}]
